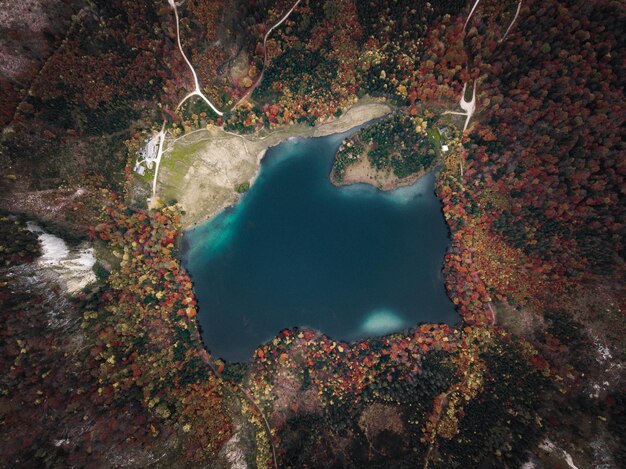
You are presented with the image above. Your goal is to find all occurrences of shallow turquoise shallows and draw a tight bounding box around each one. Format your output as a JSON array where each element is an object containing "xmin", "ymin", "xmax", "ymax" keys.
[{"xmin": 182, "ymin": 129, "xmax": 459, "ymax": 362}]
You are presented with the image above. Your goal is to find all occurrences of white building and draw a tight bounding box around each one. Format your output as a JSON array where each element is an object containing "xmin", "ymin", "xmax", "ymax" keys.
[{"xmin": 134, "ymin": 132, "xmax": 161, "ymax": 176}]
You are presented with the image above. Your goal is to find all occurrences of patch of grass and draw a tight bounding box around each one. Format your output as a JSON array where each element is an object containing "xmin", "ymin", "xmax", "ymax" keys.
[
  {"xmin": 93, "ymin": 239, "xmax": 120, "ymax": 271},
  {"xmin": 426, "ymin": 127, "xmax": 441, "ymax": 148},
  {"xmin": 133, "ymin": 162, "xmax": 154, "ymax": 184},
  {"xmin": 159, "ymin": 139, "xmax": 208, "ymax": 202},
  {"xmin": 92, "ymin": 261, "xmax": 110, "ymax": 279},
  {"xmin": 235, "ymin": 182, "xmax": 250, "ymax": 193}
]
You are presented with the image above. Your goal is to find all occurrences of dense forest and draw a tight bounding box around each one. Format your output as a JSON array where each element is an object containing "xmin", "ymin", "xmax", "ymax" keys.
[{"xmin": 1, "ymin": 0, "xmax": 624, "ymax": 467}]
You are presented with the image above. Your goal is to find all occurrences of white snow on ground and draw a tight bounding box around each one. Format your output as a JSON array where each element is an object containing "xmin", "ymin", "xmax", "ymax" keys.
[
  {"xmin": 27, "ymin": 222, "xmax": 96, "ymax": 294},
  {"xmin": 590, "ymin": 435, "xmax": 614, "ymax": 469},
  {"xmin": 223, "ymin": 429, "xmax": 249, "ymax": 469},
  {"xmin": 586, "ymin": 338, "xmax": 623, "ymax": 399},
  {"xmin": 595, "ymin": 341, "xmax": 613, "ymax": 363},
  {"xmin": 32, "ymin": 226, "xmax": 70, "ymax": 264},
  {"xmin": 540, "ymin": 440, "xmax": 579, "ymax": 469}
]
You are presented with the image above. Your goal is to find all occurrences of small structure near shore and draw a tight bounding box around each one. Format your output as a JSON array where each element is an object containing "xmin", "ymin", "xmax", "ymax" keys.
[{"xmin": 134, "ymin": 133, "xmax": 161, "ymax": 175}]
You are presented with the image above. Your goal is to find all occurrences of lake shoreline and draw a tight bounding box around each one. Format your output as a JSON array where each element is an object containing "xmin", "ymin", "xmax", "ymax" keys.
[
  {"xmin": 158, "ymin": 98, "xmax": 394, "ymax": 230},
  {"xmin": 330, "ymin": 162, "xmax": 431, "ymax": 192},
  {"xmin": 182, "ymin": 136, "xmax": 458, "ymax": 362}
]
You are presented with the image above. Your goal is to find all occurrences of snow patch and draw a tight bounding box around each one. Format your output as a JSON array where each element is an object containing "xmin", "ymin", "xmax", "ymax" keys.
[
  {"xmin": 53, "ymin": 439, "xmax": 70, "ymax": 447},
  {"xmin": 595, "ymin": 341, "xmax": 612, "ymax": 363},
  {"xmin": 590, "ymin": 434, "xmax": 614, "ymax": 469},
  {"xmin": 586, "ymin": 338, "xmax": 623, "ymax": 399},
  {"xmin": 36, "ymin": 232, "xmax": 70, "ymax": 265},
  {"xmin": 540, "ymin": 439, "xmax": 579, "ymax": 469},
  {"xmin": 223, "ymin": 427, "xmax": 249, "ymax": 469},
  {"xmin": 27, "ymin": 222, "xmax": 96, "ymax": 294}
]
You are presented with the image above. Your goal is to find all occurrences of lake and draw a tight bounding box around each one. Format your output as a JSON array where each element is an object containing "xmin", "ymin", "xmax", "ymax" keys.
[{"xmin": 181, "ymin": 129, "xmax": 458, "ymax": 361}]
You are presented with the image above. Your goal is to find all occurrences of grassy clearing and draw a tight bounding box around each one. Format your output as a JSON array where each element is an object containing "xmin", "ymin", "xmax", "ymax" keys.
[
  {"xmin": 427, "ymin": 127, "xmax": 441, "ymax": 148},
  {"xmin": 131, "ymin": 164, "xmax": 153, "ymax": 186},
  {"xmin": 159, "ymin": 140, "xmax": 208, "ymax": 203}
]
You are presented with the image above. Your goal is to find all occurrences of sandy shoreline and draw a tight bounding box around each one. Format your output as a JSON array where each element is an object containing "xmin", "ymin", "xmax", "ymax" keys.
[
  {"xmin": 157, "ymin": 99, "xmax": 394, "ymax": 229},
  {"xmin": 330, "ymin": 154, "xmax": 430, "ymax": 192}
]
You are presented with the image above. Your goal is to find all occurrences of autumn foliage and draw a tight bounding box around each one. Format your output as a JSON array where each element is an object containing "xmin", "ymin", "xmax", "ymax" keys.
[{"xmin": 89, "ymin": 202, "xmax": 233, "ymax": 462}]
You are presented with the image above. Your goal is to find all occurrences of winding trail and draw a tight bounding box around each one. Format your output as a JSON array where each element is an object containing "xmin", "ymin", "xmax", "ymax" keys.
[
  {"xmin": 486, "ymin": 301, "xmax": 497, "ymax": 324},
  {"xmin": 423, "ymin": 394, "xmax": 451, "ymax": 469},
  {"xmin": 149, "ymin": 0, "xmax": 225, "ymax": 205},
  {"xmin": 463, "ymin": 0, "xmax": 522, "ymax": 42},
  {"xmin": 463, "ymin": 0, "xmax": 481, "ymax": 32},
  {"xmin": 233, "ymin": 0, "xmax": 302, "ymax": 109},
  {"xmin": 501, "ymin": 0, "xmax": 522, "ymax": 42},
  {"xmin": 442, "ymin": 81, "xmax": 477, "ymax": 132},
  {"xmin": 134, "ymin": 0, "xmax": 306, "ymax": 205},
  {"xmin": 241, "ymin": 387, "xmax": 278, "ymax": 469},
  {"xmin": 202, "ymin": 354, "xmax": 279, "ymax": 469},
  {"xmin": 169, "ymin": 0, "xmax": 223, "ymax": 115}
]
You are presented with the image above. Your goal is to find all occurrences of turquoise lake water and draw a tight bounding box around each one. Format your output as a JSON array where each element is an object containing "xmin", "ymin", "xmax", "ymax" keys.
[{"xmin": 182, "ymin": 129, "xmax": 458, "ymax": 362}]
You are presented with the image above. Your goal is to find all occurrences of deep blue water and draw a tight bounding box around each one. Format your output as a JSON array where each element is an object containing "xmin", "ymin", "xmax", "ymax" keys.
[{"xmin": 182, "ymin": 129, "xmax": 458, "ymax": 362}]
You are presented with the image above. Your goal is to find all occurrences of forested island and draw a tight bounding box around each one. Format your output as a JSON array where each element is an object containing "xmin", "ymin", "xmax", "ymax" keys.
[{"xmin": 0, "ymin": 0, "xmax": 624, "ymax": 467}]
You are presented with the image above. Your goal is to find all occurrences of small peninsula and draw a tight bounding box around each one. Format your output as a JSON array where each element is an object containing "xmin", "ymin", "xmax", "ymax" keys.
[{"xmin": 330, "ymin": 112, "xmax": 462, "ymax": 190}]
